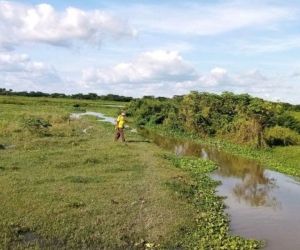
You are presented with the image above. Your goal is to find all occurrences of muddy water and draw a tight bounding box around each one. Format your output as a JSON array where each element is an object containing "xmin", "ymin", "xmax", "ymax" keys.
[{"xmin": 142, "ymin": 130, "xmax": 300, "ymax": 250}]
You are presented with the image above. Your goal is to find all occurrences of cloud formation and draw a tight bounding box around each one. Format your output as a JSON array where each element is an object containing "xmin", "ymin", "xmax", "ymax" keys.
[
  {"xmin": 82, "ymin": 50, "xmax": 197, "ymax": 85},
  {"xmin": 237, "ymin": 36, "xmax": 300, "ymax": 54},
  {"xmin": 0, "ymin": 51, "xmax": 62, "ymax": 91},
  {"xmin": 128, "ymin": 2, "xmax": 293, "ymax": 36},
  {"xmin": 0, "ymin": 1, "xmax": 298, "ymax": 103},
  {"xmin": 79, "ymin": 50, "xmax": 299, "ymax": 103},
  {"xmin": 0, "ymin": 1, "xmax": 136, "ymax": 49}
]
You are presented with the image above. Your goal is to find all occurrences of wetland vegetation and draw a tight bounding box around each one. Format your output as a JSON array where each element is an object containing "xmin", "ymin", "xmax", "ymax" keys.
[
  {"xmin": 127, "ymin": 91, "xmax": 300, "ymax": 177},
  {"xmin": 1, "ymin": 92, "xmax": 299, "ymax": 249}
]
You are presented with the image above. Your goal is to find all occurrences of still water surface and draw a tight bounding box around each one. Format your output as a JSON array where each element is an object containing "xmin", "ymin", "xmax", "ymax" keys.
[
  {"xmin": 72, "ymin": 112, "xmax": 300, "ymax": 249},
  {"xmin": 143, "ymin": 131, "xmax": 300, "ymax": 250}
]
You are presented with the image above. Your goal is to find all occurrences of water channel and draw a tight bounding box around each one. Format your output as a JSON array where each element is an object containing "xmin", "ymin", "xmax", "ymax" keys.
[
  {"xmin": 143, "ymin": 131, "xmax": 300, "ymax": 250},
  {"xmin": 73, "ymin": 112, "xmax": 300, "ymax": 249}
]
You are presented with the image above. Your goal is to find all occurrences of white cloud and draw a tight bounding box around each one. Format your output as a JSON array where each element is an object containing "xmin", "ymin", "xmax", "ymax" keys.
[
  {"xmin": 198, "ymin": 67, "xmax": 229, "ymax": 86},
  {"xmin": 79, "ymin": 50, "xmax": 299, "ymax": 103},
  {"xmin": 236, "ymin": 36, "xmax": 300, "ymax": 54},
  {"xmin": 1, "ymin": 45, "xmax": 297, "ymax": 103},
  {"xmin": 0, "ymin": 53, "xmax": 44, "ymax": 72},
  {"xmin": 291, "ymin": 71, "xmax": 300, "ymax": 78},
  {"xmin": 81, "ymin": 50, "xmax": 197, "ymax": 86},
  {"xmin": 195, "ymin": 69, "xmax": 299, "ymax": 103},
  {"xmin": 0, "ymin": 50, "xmax": 300, "ymax": 103},
  {"xmin": 125, "ymin": 2, "xmax": 293, "ymax": 36},
  {"xmin": 0, "ymin": 1, "xmax": 136, "ymax": 48},
  {"xmin": 0, "ymin": 51, "xmax": 62, "ymax": 91}
]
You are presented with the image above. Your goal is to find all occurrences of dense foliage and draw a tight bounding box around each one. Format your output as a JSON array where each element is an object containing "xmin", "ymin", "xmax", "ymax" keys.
[
  {"xmin": 0, "ymin": 88, "xmax": 133, "ymax": 102},
  {"xmin": 127, "ymin": 91, "xmax": 300, "ymax": 147}
]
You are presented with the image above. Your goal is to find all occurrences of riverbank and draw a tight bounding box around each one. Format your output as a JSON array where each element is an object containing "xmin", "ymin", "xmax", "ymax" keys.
[
  {"xmin": 0, "ymin": 96, "xmax": 259, "ymax": 249},
  {"xmin": 144, "ymin": 125, "xmax": 300, "ymax": 178},
  {"xmin": 162, "ymin": 155, "xmax": 261, "ymax": 249}
]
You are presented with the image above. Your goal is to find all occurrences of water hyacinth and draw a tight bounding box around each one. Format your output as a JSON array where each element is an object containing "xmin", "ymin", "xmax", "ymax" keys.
[{"xmin": 165, "ymin": 155, "xmax": 262, "ymax": 249}]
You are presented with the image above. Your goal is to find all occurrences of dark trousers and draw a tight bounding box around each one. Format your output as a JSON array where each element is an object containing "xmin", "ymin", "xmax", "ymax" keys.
[{"xmin": 115, "ymin": 128, "xmax": 125, "ymax": 142}]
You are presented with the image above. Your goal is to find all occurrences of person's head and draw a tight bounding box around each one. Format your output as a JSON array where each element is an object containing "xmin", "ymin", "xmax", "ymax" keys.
[{"xmin": 121, "ymin": 112, "xmax": 126, "ymax": 116}]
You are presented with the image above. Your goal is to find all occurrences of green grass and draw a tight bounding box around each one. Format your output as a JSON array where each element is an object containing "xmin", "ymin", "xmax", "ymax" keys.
[
  {"xmin": 0, "ymin": 95, "xmax": 260, "ymax": 249},
  {"xmin": 270, "ymin": 146, "xmax": 300, "ymax": 172},
  {"xmin": 290, "ymin": 111, "xmax": 300, "ymax": 122},
  {"xmin": 0, "ymin": 96, "xmax": 196, "ymax": 248}
]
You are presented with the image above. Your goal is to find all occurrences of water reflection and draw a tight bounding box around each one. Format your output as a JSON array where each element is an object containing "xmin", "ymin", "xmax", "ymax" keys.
[
  {"xmin": 201, "ymin": 148, "xmax": 208, "ymax": 159},
  {"xmin": 137, "ymin": 129, "xmax": 300, "ymax": 249},
  {"xmin": 233, "ymin": 174, "xmax": 279, "ymax": 208},
  {"xmin": 142, "ymin": 130, "xmax": 280, "ymax": 208},
  {"xmin": 205, "ymin": 149, "xmax": 280, "ymax": 208}
]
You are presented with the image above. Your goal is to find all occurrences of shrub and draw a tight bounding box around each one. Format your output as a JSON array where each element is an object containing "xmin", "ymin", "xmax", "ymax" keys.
[
  {"xmin": 264, "ymin": 126, "xmax": 300, "ymax": 146},
  {"xmin": 73, "ymin": 103, "xmax": 86, "ymax": 112},
  {"xmin": 24, "ymin": 117, "xmax": 52, "ymax": 136},
  {"xmin": 128, "ymin": 91, "xmax": 300, "ymax": 148},
  {"xmin": 220, "ymin": 117, "xmax": 266, "ymax": 147},
  {"xmin": 275, "ymin": 113, "xmax": 300, "ymax": 133}
]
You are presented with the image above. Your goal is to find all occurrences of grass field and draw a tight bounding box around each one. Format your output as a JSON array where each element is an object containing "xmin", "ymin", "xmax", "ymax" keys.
[
  {"xmin": 0, "ymin": 96, "xmax": 195, "ymax": 248},
  {"xmin": 0, "ymin": 96, "xmax": 260, "ymax": 249}
]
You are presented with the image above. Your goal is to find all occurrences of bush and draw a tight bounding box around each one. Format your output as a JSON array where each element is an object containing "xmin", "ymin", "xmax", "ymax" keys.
[
  {"xmin": 128, "ymin": 91, "xmax": 300, "ymax": 148},
  {"xmin": 219, "ymin": 117, "xmax": 265, "ymax": 147},
  {"xmin": 24, "ymin": 117, "xmax": 52, "ymax": 136},
  {"xmin": 264, "ymin": 126, "xmax": 300, "ymax": 146},
  {"xmin": 73, "ymin": 103, "xmax": 86, "ymax": 112},
  {"xmin": 276, "ymin": 113, "xmax": 300, "ymax": 133}
]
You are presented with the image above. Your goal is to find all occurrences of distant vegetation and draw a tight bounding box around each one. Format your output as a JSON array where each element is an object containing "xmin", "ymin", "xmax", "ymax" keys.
[
  {"xmin": 0, "ymin": 88, "xmax": 133, "ymax": 102},
  {"xmin": 127, "ymin": 91, "xmax": 300, "ymax": 147}
]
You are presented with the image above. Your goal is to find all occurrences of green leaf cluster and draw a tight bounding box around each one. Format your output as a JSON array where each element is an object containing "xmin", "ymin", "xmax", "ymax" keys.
[{"xmin": 128, "ymin": 91, "xmax": 300, "ymax": 147}]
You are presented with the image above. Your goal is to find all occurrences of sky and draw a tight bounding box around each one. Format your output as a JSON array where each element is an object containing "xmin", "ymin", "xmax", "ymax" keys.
[{"xmin": 0, "ymin": 0, "xmax": 299, "ymax": 104}]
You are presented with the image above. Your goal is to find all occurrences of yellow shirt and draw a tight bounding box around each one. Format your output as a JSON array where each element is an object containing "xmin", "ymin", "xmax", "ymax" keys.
[{"xmin": 117, "ymin": 115, "xmax": 125, "ymax": 128}]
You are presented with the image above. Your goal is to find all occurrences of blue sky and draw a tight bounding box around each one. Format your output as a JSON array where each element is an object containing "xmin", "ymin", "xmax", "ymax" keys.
[{"xmin": 0, "ymin": 0, "xmax": 299, "ymax": 103}]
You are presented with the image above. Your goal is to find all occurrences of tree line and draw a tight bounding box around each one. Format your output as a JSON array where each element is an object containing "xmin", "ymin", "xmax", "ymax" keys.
[
  {"xmin": 0, "ymin": 88, "xmax": 133, "ymax": 102},
  {"xmin": 127, "ymin": 91, "xmax": 300, "ymax": 147}
]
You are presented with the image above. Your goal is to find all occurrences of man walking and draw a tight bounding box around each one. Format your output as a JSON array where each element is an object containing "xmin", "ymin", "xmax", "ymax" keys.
[{"xmin": 115, "ymin": 112, "xmax": 126, "ymax": 142}]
